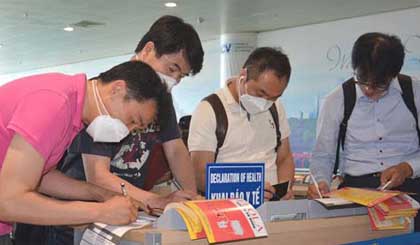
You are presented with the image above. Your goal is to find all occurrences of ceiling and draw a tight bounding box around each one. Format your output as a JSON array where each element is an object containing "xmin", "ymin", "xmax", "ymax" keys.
[{"xmin": 1, "ymin": 0, "xmax": 420, "ymax": 75}]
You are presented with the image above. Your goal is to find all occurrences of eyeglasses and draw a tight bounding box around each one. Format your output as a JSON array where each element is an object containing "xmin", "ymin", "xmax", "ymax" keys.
[{"xmin": 352, "ymin": 73, "xmax": 391, "ymax": 92}]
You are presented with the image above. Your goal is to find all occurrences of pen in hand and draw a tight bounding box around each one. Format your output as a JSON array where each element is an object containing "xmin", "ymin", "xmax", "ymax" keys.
[
  {"xmin": 172, "ymin": 178, "xmax": 183, "ymax": 191},
  {"xmin": 120, "ymin": 182, "xmax": 128, "ymax": 196},
  {"xmin": 378, "ymin": 180, "xmax": 392, "ymax": 191},
  {"xmin": 120, "ymin": 182, "xmax": 160, "ymax": 216},
  {"xmin": 310, "ymin": 173, "xmax": 323, "ymax": 199}
]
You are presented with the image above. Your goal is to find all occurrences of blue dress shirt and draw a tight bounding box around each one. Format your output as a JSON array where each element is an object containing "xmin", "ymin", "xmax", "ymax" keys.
[{"xmin": 310, "ymin": 76, "xmax": 420, "ymax": 185}]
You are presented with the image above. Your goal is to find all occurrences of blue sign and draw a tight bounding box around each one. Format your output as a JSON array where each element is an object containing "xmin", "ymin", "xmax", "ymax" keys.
[{"xmin": 206, "ymin": 163, "xmax": 265, "ymax": 208}]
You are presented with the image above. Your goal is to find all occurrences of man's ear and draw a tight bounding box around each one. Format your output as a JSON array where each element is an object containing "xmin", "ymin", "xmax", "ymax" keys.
[
  {"xmin": 136, "ymin": 41, "xmax": 156, "ymax": 62},
  {"xmin": 143, "ymin": 41, "xmax": 156, "ymax": 56},
  {"xmin": 239, "ymin": 68, "xmax": 248, "ymax": 81},
  {"xmin": 110, "ymin": 80, "xmax": 127, "ymax": 96}
]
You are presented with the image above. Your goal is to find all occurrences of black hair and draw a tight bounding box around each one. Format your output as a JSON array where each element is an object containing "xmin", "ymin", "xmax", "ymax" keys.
[
  {"xmin": 243, "ymin": 47, "xmax": 291, "ymax": 82},
  {"xmin": 178, "ymin": 115, "xmax": 192, "ymax": 147},
  {"xmin": 178, "ymin": 115, "xmax": 191, "ymax": 130},
  {"xmin": 135, "ymin": 15, "xmax": 204, "ymax": 75},
  {"xmin": 352, "ymin": 32, "xmax": 405, "ymax": 86},
  {"xmin": 97, "ymin": 61, "xmax": 171, "ymax": 129}
]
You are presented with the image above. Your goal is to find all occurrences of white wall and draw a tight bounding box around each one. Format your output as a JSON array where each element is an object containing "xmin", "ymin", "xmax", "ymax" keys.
[
  {"xmin": 0, "ymin": 39, "xmax": 221, "ymax": 119},
  {"xmin": 0, "ymin": 54, "xmax": 130, "ymax": 83},
  {"xmin": 171, "ymin": 39, "xmax": 220, "ymax": 117}
]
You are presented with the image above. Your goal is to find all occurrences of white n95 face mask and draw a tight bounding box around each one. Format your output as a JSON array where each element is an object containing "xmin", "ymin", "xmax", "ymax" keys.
[
  {"xmin": 240, "ymin": 94, "xmax": 273, "ymax": 114},
  {"xmin": 157, "ymin": 72, "xmax": 178, "ymax": 92},
  {"xmin": 86, "ymin": 80, "xmax": 129, "ymax": 142},
  {"xmin": 239, "ymin": 80, "xmax": 273, "ymax": 115},
  {"xmin": 134, "ymin": 53, "xmax": 178, "ymax": 91},
  {"xmin": 86, "ymin": 115, "xmax": 130, "ymax": 143}
]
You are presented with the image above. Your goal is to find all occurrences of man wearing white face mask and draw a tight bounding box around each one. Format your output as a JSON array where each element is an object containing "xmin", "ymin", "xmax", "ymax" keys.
[
  {"xmin": 189, "ymin": 47, "xmax": 295, "ymax": 201},
  {"xmin": 0, "ymin": 61, "xmax": 172, "ymax": 244},
  {"xmin": 156, "ymin": 71, "xmax": 179, "ymax": 92},
  {"xmin": 85, "ymin": 79, "xmax": 130, "ymax": 142},
  {"xmin": 47, "ymin": 16, "xmax": 203, "ymax": 240},
  {"xmin": 41, "ymin": 16, "xmax": 203, "ymax": 245},
  {"xmin": 238, "ymin": 77, "xmax": 275, "ymax": 114}
]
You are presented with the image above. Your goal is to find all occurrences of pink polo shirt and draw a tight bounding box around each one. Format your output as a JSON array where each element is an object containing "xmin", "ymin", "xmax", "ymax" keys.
[{"xmin": 0, "ymin": 73, "xmax": 86, "ymax": 235}]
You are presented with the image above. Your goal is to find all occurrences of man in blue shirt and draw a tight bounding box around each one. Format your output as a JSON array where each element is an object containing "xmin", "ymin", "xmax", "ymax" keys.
[{"xmin": 308, "ymin": 32, "xmax": 420, "ymax": 230}]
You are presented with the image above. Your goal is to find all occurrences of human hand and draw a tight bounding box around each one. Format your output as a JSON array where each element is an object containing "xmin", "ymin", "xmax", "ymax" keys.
[
  {"xmin": 88, "ymin": 184, "xmax": 117, "ymax": 202},
  {"xmin": 380, "ymin": 162, "xmax": 413, "ymax": 189},
  {"xmin": 144, "ymin": 190, "xmax": 196, "ymax": 215},
  {"xmin": 281, "ymin": 190, "xmax": 294, "ymax": 200},
  {"xmin": 98, "ymin": 196, "xmax": 138, "ymax": 225},
  {"xmin": 307, "ymin": 181, "xmax": 329, "ymax": 199},
  {"xmin": 264, "ymin": 181, "xmax": 275, "ymax": 201},
  {"xmin": 166, "ymin": 190, "xmax": 197, "ymax": 203}
]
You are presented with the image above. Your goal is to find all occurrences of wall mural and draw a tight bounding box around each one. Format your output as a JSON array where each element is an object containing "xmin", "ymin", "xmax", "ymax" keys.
[{"xmin": 258, "ymin": 8, "xmax": 420, "ymax": 169}]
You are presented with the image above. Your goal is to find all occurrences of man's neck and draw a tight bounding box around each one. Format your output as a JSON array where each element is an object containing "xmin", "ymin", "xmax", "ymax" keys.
[
  {"xmin": 227, "ymin": 78, "xmax": 240, "ymax": 103},
  {"xmin": 82, "ymin": 79, "xmax": 98, "ymax": 125}
]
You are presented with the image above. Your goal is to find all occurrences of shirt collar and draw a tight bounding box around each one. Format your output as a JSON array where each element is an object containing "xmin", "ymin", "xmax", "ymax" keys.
[
  {"xmin": 222, "ymin": 77, "xmax": 242, "ymax": 113},
  {"xmin": 355, "ymin": 76, "xmax": 401, "ymax": 100}
]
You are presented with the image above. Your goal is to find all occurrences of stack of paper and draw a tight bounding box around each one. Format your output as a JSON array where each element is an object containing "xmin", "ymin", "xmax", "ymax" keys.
[
  {"xmin": 314, "ymin": 197, "xmax": 360, "ymax": 209},
  {"xmin": 80, "ymin": 212, "xmax": 155, "ymax": 245},
  {"xmin": 327, "ymin": 187, "xmax": 400, "ymax": 207},
  {"xmin": 327, "ymin": 187, "xmax": 419, "ymax": 231},
  {"xmin": 368, "ymin": 194, "xmax": 420, "ymax": 231},
  {"xmin": 164, "ymin": 199, "xmax": 268, "ymax": 243}
]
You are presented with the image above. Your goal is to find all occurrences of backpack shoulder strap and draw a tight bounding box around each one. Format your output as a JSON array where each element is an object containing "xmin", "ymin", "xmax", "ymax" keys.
[
  {"xmin": 202, "ymin": 94, "xmax": 228, "ymax": 160},
  {"xmin": 398, "ymin": 74, "xmax": 420, "ymax": 145},
  {"xmin": 334, "ymin": 78, "xmax": 356, "ymax": 174},
  {"xmin": 269, "ymin": 103, "xmax": 282, "ymax": 151}
]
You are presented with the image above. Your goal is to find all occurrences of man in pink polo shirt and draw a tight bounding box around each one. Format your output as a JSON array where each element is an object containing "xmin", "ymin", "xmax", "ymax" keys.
[{"xmin": 0, "ymin": 61, "xmax": 170, "ymax": 243}]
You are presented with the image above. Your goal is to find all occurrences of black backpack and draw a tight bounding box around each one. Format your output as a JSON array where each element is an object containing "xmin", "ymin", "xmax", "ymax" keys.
[
  {"xmin": 333, "ymin": 74, "xmax": 420, "ymax": 174},
  {"xmin": 203, "ymin": 93, "xmax": 281, "ymax": 160}
]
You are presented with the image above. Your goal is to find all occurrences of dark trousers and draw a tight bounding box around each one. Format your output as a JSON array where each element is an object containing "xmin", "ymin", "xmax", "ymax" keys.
[
  {"xmin": 14, "ymin": 223, "xmax": 73, "ymax": 245},
  {"xmin": 0, "ymin": 234, "xmax": 12, "ymax": 245},
  {"xmin": 45, "ymin": 226, "xmax": 74, "ymax": 245},
  {"xmin": 339, "ymin": 174, "xmax": 420, "ymax": 232},
  {"xmin": 14, "ymin": 223, "xmax": 48, "ymax": 245}
]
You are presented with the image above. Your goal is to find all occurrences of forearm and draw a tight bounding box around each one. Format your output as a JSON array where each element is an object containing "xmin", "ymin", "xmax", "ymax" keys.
[
  {"xmin": 190, "ymin": 151, "xmax": 214, "ymax": 193},
  {"xmin": 310, "ymin": 94, "xmax": 342, "ymax": 185},
  {"xmin": 195, "ymin": 165, "xmax": 206, "ymax": 193},
  {"xmin": 403, "ymin": 152, "xmax": 420, "ymax": 178},
  {"xmin": 87, "ymin": 171, "xmax": 158, "ymax": 203},
  {"xmin": 169, "ymin": 150, "xmax": 197, "ymax": 193},
  {"xmin": 172, "ymin": 163, "xmax": 198, "ymax": 193},
  {"xmin": 277, "ymin": 155, "xmax": 295, "ymax": 184},
  {"xmin": 0, "ymin": 191, "xmax": 102, "ymax": 225},
  {"xmin": 164, "ymin": 139, "xmax": 198, "ymax": 193},
  {"xmin": 38, "ymin": 169, "xmax": 113, "ymax": 201},
  {"xmin": 309, "ymin": 151, "xmax": 335, "ymax": 185}
]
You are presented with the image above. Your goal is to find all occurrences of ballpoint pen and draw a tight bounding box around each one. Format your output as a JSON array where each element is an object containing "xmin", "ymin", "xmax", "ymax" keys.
[
  {"xmin": 378, "ymin": 180, "xmax": 392, "ymax": 191},
  {"xmin": 172, "ymin": 178, "xmax": 183, "ymax": 191},
  {"xmin": 172, "ymin": 178, "xmax": 200, "ymax": 201},
  {"xmin": 120, "ymin": 183, "xmax": 161, "ymax": 216},
  {"xmin": 310, "ymin": 173, "xmax": 323, "ymax": 199}
]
